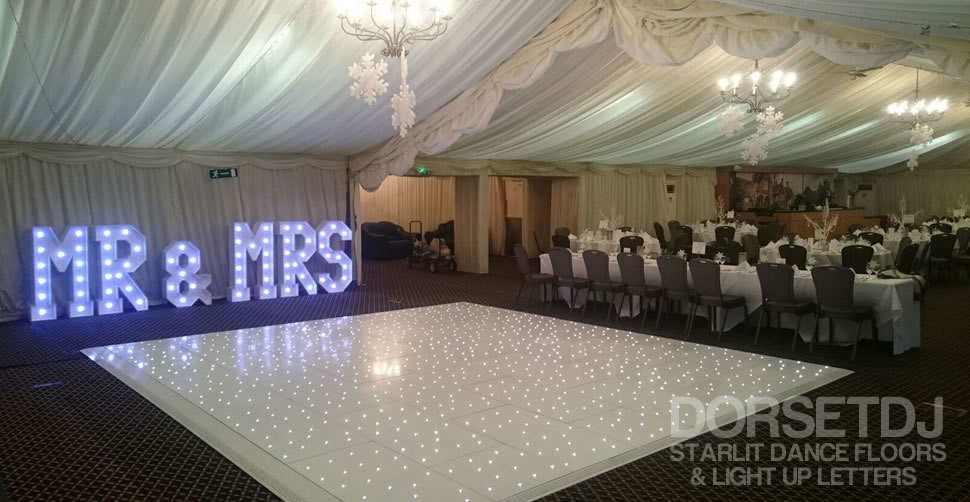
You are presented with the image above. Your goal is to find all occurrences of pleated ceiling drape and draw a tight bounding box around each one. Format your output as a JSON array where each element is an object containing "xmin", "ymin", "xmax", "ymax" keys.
[
  {"xmin": 357, "ymin": 176, "xmax": 455, "ymax": 233},
  {"xmin": 0, "ymin": 143, "xmax": 347, "ymax": 320}
]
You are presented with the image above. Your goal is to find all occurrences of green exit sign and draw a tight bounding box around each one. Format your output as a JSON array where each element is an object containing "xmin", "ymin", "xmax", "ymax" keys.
[
  {"xmin": 209, "ymin": 168, "xmax": 238, "ymax": 180},
  {"xmin": 416, "ymin": 165, "xmax": 430, "ymax": 176}
]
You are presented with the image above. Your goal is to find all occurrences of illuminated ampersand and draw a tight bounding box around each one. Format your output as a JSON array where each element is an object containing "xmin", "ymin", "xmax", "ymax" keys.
[{"xmin": 163, "ymin": 241, "xmax": 212, "ymax": 307}]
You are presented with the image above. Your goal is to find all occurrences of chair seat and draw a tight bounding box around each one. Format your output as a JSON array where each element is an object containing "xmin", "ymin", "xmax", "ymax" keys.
[
  {"xmin": 950, "ymin": 255, "xmax": 970, "ymax": 261},
  {"xmin": 819, "ymin": 305, "xmax": 873, "ymax": 321},
  {"xmin": 558, "ymin": 278, "xmax": 590, "ymax": 288},
  {"xmin": 590, "ymin": 281, "xmax": 625, "ymax": 292},
  {"xmin": 626, "ymin": 285, "xmax": 662, "ymax": 297},
  {"xmin": 525, "ymin": 273, "xmax": 555, "ymax": 283},
  {"xmin": 763, "ymin": 300, "xmax": 814, "ymax": 315},
  {"xmin": 696, "ymin": 294, "xmax": 745, "ymax": 308},
  {"xmin": 664, "ymin": 289, "xmax": 693, "ymax": 301},
  {"xmin": 929, "ymin": 256, "xmax": 952, "ymax": 262}
]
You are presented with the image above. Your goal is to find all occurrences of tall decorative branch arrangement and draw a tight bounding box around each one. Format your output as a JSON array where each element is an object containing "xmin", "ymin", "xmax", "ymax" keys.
[
  {"xmin": 888, "ymin": 195, "xmax": 922, "ymax": 226},
  {"xmin": 956, "ymin": 194, "xmax": 969, "ymax": 212},
  {"xmin": 599, "ymin": 206, "xmax": 624, "ymax": 232},
  {"xmin": 803, "ymin": 200, "xmax": 838, "ymax": 242},
  {"xmin": 714, "ymin": 195, "xmax": 726, "ymax": 223}
]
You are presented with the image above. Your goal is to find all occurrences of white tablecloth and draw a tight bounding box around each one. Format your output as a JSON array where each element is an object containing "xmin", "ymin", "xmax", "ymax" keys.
[
  {"xmin": 570, "ymin": 238, "xmax": 662, "ymax": 255},
  {"xmin": 539, "ymin": 253, "xmax": 919, "ymax": 355},
  {"xmin": 760, "ymin": 247, "xmax": 894, "ymax": 269}
]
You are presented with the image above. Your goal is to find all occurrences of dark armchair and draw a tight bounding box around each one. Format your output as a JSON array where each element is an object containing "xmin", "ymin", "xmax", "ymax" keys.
[{"xmin": 361, "ymin": 221, "xmax": 414, "ymax": 260}]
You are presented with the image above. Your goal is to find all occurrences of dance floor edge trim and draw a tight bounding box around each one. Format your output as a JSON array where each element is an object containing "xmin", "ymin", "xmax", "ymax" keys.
[{"xmin": 81, "ymin": 305, "xmax": 852, "ymax": 502}]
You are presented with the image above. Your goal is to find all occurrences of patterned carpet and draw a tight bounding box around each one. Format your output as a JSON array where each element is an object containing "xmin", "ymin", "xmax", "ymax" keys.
[{"xmin": 0, "ymin": 257, "xmax": 967, "ymax": 501}]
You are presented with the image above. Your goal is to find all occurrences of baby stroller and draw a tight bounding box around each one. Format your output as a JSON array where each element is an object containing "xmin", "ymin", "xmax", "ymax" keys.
[{"xmin": 406, "ymin": 221, "xmax": 457, "ymax": 273}]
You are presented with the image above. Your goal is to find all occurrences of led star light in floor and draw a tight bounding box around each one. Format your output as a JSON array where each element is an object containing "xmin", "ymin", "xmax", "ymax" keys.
[{"xmin": 82, "ymin": 303, "xmax": 850, "ymax": 502}]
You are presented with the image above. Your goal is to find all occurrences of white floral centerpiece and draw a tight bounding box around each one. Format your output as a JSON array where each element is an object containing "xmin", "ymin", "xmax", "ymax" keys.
[
  {"xmin": 888, "ymin": 195, "xmax": 921, "ymax": 227},
  {"xmin": 714, "ymin": 195, "xmax": 727, "ymax": 223},
  {"xmin": 598, "ymin": 206, "xmax": 624, "ymax": 232},
  {"xmin": 803, "ymin": 200, "xmax": 838, "ymax": 243}
]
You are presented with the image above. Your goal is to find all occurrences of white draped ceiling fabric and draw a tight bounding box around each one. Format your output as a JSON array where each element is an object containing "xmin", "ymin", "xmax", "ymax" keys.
[{"xmin": 350, "ymin": 0, "xmax": 970, "ymax": 189}]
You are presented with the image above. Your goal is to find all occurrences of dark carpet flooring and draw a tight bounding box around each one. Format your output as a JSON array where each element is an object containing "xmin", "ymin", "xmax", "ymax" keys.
[{"xmin": 0, "ymin": 257, "xmax": 967, "ymax": 501}]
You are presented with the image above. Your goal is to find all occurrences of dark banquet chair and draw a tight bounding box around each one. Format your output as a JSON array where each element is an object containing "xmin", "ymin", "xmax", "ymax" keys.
[
  {"xmin": 927, "ymin": 233, "xmax": 957, "ymax": 279},
  {"xmin": 811, "ymin": 266, "xmax": 877, "ymax": 360},
  {"xmin": 582, "ymin": 250, "xmax": 625, "ymax": 320},
  {"xmin": 653, "ymin": 222, "xmax": 668, "ymax": 254},
  {"xmin": 667, "ymin": 220, "xmax": 681, "ymax": 239},
  {"xmin": 757, "ymin": 221, "xmax": 781, "ymax": 246},
  {"xmin": 710, "ymin": 241, "xmax": 742, "ymax": 265},
  {"xmin": 741, "ymin": 234, "xmax": 760, "ymax": 264},
  {"xmin": 714, "ymin": 225, "xmax": 736, "ymax": 243},
  {"xmin": 847, "ymin": 224, "xmax": 865, "ymax": 234},
  {"xmin": 687, "ymin": 258, "xmax": 749, "ymax": 341},
  {"xmin": 655, "ymin": 255, "xmax": 694, "ymax": 332},
  {"xmin": 897, "ymin": 242, "xmax": 920, "ymax": 275},
  {"xmin": 951, "ymin": 228, "xmax": 970, "ymax": 278},
  {"xmin": 859, "ymin": 231, "xmax": 884, "ymax": 246},
  {"xmin": 616, "ymin": 252, "xmax": 662, "ymax": 327},
  {"xmin": 755, "ymin": 262, "xmax": 815, "ymax": 349},
  {"xmin": 619, "ymin": 235, "xmax": 644, "ymax": 253},
  {"xmin": 513, "ymin": 244, "xmax": 554, "ymax": 306},
  {"xmin": 551, "ymin": 234, "xmax": 571, "ymax": 249},
  {"xmin": 841, "ymin": 244, "xmax": 874, "ymax": 274},
  {"xmin": 778, "ymin": 244, "xmax": 807, "ymax": 270},
  {"xmin": 548, "ymin": 247, "xmax": 589, "ymax": 312},
  {"xmin": 554, "ymin": 227, "xmax": 571, "ymax": 236},
  {"xmin": 894, "ymin": 236, "xmax": 912, "ymax": 269}
]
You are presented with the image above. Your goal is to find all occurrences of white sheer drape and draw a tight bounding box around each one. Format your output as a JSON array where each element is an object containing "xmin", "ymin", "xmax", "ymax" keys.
[
  {"xmin": 358, "ymin": 176, "xmax": 455, "ymax": 232},
  {"xmin": 872, "ymin": 169, "xmax": 970, "ymax": 218},
  {"xmin": 668, "ymin": 168, "xmax": 718, "ymax": 224},
  {"xmin": 351, "ymin": 0, "xmax": 970, "ymax": 189},
  {"xmin": 550, "ymin": 178, "xmax": 580, "ymax": 234},
  {"xmin": 0, "ymin": 144, "xmax": 346, "ymax": 320},
  {"xmin": 577, "ymin": 166, "xmax": 669, "ymax": 232}
]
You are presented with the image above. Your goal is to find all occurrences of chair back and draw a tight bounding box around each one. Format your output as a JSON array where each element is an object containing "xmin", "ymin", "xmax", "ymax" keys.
[
  {"xmin": 757, "ymin": 223, "xmax": 779, "ymax": 246},
  {"xmin": 619, "ymin": 235, "xmax": 644, "ymax": 253},
  {"xmin": 513, "ymin": 243, "xmax": 531, "ymax": 275},
  {"xmin": 672, "ymin": 232, "xmax": 693, "ymax": 256},
  {"xmin": 897, "ymin": 243, "xmax": 920, "ymax": 274},
  {"xmin": 859, "ymin": 232, "xmax": 884, "ymax": 245},
  {"xmin": 689, "ymin": 258, "xmax": 723, "ymax": 299},
  {"xmin": 657, "ymin": 255, "xmax": 689, "ymax": 293},
  {"xmin": 756, "ymin": 262, "xmax": 796, "ymax": 305},
  {"xmin": 551, "ymin": 234, "xmax": 570, "ymax": 249},
  {"xmin": 741, "ymin": 234, "xmax": 760, "ymax": 262},
  {"xmin": 618, "ymin": 226, "xmax": 633, "ymax": 232},
  {"xmin": 778, "ymin": 244, "xmax": 807, "ymax": 269},
  {"xmin": 533, "ymin": 231, "xmax": 543, "ymax": 254},
  {"xmin": 582, "ymin": 249, "xmax": 612, "ymax": 284},
  {"xmin": 847, "ymin": 224, "xmax": 865, "ymax": 234},
  {"xmin": 553, "ymin": 227, "xmax": 571, "ymax": 236},
  {"xmin": 916, "ymin": 238, "xmax": 932, "ymax": 272},
  {"xmin": 841, "ymin": 244, "xmax": 874, "ymax": 273},
  {"xmin": 667, "ymin": 220, "xmax": 681, "ymax": 239},
  {"xmin": 714, "ymin": 226, "xmax": 736, "ymax": 243},
  {"xmin": 934, "ymin": 222, "xmax": 953, "ymax": 234},
  {"xmin": 895, "ymin": 237, "xmax": 912, "ymax": 268},
  {"xmin": 617, "ymin": 252, "xmax": 646, "ymax": 287},
  {"xmin": 653, "ymin": 222, "xmax": 667, "ymax": 251},
  {"xmin": 678, "ymin": 225, "xmax": 693, "ymax": 242},
  {"xmin": 711, "ymin": 241, "xmax": 742, "ymax": 265},
  {"xmin": 812, "ymin": 266, "xmax": 855, "ymax": 310},
  {"xmin": 549, "ymin": 247, "xmax": 575, "ymax": 280},
  {"xmin": 929, "ymin": 233, "xmax": 956, "ymax": 259},
  {"xmin": 956, "ymin": 227, "xmax": 970, "ymax": 252}
]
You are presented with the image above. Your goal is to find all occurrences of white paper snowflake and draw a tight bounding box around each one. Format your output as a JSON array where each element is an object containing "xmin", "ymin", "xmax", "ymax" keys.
[
  {"xmin": 391, "ymin": 84, "xmax": 416, "ymax": 137},
  {"xmin": 676, "ymin": 249, "xmax": 686, "ymax": 258},
  {"xmin": 717, "ymin": 106, "xmax": 745, "ymax": 137},
  {"xmin": 756, "ymin": 106, "xmax": 784, "ymax": 136},
  {"xmin": 909, "ymin": 123, "xmax": 933, "ymax": 146},
  {"xmin": 906, "ymin": 148, "xmax": 920, "ymax": 170},
  {"xmin": 741, "ymin": 133, "xmax": 770, "ymax": 165},
  {"xmin": 348, "ymin": 53, "xmax": 388, "ymax": 105}
]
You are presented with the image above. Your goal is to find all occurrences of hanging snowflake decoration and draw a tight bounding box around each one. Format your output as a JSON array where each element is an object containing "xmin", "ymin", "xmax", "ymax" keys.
[
  {"xmin": 906, "ymin": 149, "xmax": 920, "ymax": 171},
  {"xmin": 390, "ymin": 50, "xmax": 416, "ymax": 137},
  {"xmin": 717, "ymin": 106, "xmax": 745, "ymax": 137},
  {"xmin": 348, "ymin": 53, "xmax": 388, "ymax": 105},
  {"xmin": 741, "ymin": 133, "xmax": 770, "ymax": 165},
  {"xmin": 756, "ymin": 106, "xmax": 784, "ymax": 136},
  {"xmin": 905, "ymin": 123, "xmax": 934, "ymax": 170}
]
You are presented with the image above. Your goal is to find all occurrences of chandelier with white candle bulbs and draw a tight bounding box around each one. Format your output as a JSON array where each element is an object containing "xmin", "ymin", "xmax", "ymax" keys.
[
  {"xmin": 714, "ymin": 60, "xmax": 796, "ymax": 166},
  {"xmin": 886, "ymin": 69, "xmax": 949, "ymax": 170},
  {"xmin": 338, "ymin": 0, "xmax": 454, "ymax": 137},
  {"xmin": 717, "ymin": 60, "xmax": 796, "ymax": 114}
]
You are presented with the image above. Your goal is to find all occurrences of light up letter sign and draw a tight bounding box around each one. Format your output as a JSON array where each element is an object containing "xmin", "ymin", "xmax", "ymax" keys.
[
  {"xmin": 30, "ymin": 226, "xmax": 92, "ymax": 320},
  {"xmin": 279, "ymin": 221, "xmax": 317, "ymax": 297},
  {"xmin": 96, "ymin": 225, "xmax": 148, "ymax": 314},
  {"xmin": 317, "ymin": 220, "xmax": 353, "ymax": 293},
  {"xmin": 164, "ymin": 241, "xmax": 212, "ymax": 307},
  {"xmin": 229, "ymin": 222, "xmax": 276, "ymax": 301}
]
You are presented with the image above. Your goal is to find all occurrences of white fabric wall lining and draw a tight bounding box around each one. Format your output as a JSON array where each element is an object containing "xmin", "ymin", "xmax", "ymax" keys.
[
  {"xmin": 0, "ymin": 142, "xmax": 346, "ymax": 321},
  {"xmin": 350, "ymin": 0, "xmax": 970, "ymax": 190},
  {"xmin": 357, "ymin": 176, "xmax": 455, "ymax": 233}
]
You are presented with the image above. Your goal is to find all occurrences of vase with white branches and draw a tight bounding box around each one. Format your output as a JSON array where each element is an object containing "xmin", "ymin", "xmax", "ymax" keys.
[
  {"xmin": 955, "ymin": 194, "xmax": 969, "ymax": 216},
  {"xmin": 803, "ymin": 200, "xmax": 838, "ymax": 243},
  {"xmin": 598, "ymin": 206, "xmax": 624, "ymax": 233},
  {"xmin": 888, "ymin": 196, "xmax": 922, "ymax": 227},
  {"xmin": 714, "ymin": 196, "xmax": 726, "ymax": 223}
]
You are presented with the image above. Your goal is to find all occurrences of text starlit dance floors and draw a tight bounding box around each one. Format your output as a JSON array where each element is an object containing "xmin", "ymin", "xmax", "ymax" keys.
[{"xmin": 83, "ymin": 303, "xmax": 849, "ymax": 501}]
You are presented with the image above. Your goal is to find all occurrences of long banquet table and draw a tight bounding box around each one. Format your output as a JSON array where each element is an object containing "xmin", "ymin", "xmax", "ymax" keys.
[{"xmin": 539, "ymin": 252, "xmax": 920, "ymax": 355}]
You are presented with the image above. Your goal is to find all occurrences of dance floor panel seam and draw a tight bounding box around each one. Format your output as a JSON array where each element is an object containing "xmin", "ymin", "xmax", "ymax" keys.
[{"xmin": 82, "ymin": 302, "xmax": 849, "ymax": 502}]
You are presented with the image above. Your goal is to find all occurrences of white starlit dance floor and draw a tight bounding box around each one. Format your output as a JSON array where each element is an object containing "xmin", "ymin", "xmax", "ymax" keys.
[{"xmin": 83, "ymin": 303, "xmax": 850, "ymax": 502}]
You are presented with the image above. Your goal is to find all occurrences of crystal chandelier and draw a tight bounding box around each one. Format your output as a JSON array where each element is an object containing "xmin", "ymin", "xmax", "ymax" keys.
[
  {"xmin": 338, "ymin": 0, "xmax": 454, "ymax": 137},
  {"xmin": 336, "ymin": 0, "xmax": 453, "ymax": 57},
  {"xmin": 885, "ymin": 69, "xmax": 948, "ymax": 170},
  {"xmin": 717, "ymin": 60, "xmax": 796, "ymax": 113},
  {"xmin": 886, "ymin": 69, "xmax": 948, "ymax": 126}
]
